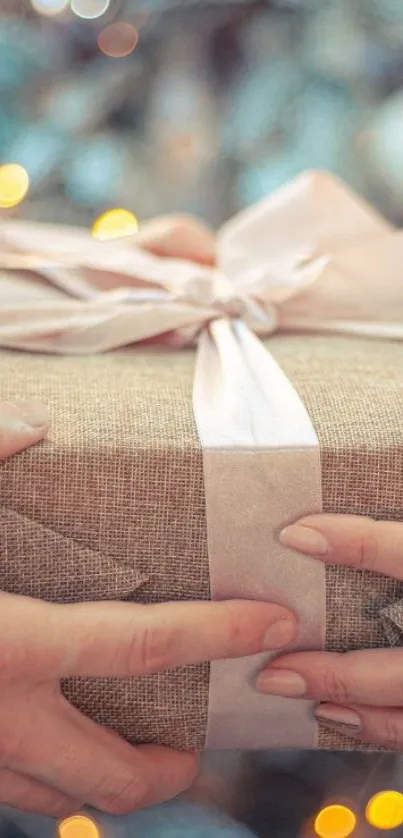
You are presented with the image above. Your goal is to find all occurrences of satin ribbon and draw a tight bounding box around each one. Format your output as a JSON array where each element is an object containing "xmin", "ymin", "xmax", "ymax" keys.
[{"xmin": 2, "ymin": 170, "xmax": 403, "ymax": 748}]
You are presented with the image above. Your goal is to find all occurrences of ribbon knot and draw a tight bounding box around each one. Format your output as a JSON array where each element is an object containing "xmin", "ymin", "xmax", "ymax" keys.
[{"xmin": 170, "ymin": 270, "xmax": 279, "ymax": 335}]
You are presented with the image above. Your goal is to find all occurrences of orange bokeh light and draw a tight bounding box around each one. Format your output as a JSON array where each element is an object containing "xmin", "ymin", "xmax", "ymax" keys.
[
  {"xmin": 314, "ymin": 805, "xmax": 356, "ymax": 838},
  {"xmin": 98, "ymin": 22, "xmax": 139, "ymax": 58},
  {"xmin": 58, "ymin": 814, "xmax": 100, "ymax": 838}
]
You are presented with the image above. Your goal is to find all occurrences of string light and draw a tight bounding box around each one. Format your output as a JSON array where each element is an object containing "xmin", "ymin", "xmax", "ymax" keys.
[
  {"xmin": 58, "ymin": 815, "xmax": 100, "ymax": 838},
  {"xmin": 70, "ymin": 0, "xmax": 110, "ymax": 20},
  {"xmin": 98, "ymin": 22, "xmax": 139, "ymax": 58},
  {"xmin": 366, "ymin": 790, "xmax": 403, "ymax": 830},
  {"xmin": 30, "ymin": 0, "xmax": 69, "ymax": 13},
  {"xmin": 0, "ymin": 164, "xmax": 30, "ymax": 209},
  {"xmin": 314, "ymin": 805, "xmax": 356, "ymax": 838},
  {"xmin": 92, "ymin": 208, "xmax": 139, "ymax": 240}
]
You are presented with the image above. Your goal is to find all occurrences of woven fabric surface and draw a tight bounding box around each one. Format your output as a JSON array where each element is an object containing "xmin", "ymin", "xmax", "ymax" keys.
[{"xmin": 1, "ymin": 334, "xmax": 403, "ymax": 750}]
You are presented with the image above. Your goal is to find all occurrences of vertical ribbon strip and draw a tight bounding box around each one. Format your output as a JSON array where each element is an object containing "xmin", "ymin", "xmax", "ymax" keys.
[{"xmin": 194, "ymin": 319, "xmax": 324, "ymax": 748}]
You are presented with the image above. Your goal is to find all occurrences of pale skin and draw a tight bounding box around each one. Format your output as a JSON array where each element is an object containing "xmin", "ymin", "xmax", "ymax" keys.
[
  {"xmin": 257, "ymin": 514, "xmax": 403, "ymax": 750},
  {"xmin": 0, "ymin": 217, "xmax": 297, "ymax": 818}
]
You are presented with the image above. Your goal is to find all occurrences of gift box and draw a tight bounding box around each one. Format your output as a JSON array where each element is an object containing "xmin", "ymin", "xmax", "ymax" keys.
[{"xmin": 1, "ymin": 171, "xmax": 403, "ymax": 752}]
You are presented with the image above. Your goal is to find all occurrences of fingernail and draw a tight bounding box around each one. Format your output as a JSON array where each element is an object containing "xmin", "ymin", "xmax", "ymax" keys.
[
  {"xmin": 256, "ymin": 668, "xmax": 307, "ymax": 696},
  {"xmin": 12, "ymin": 400, "xmax": 50, "ymax": 430},
  {"xmin": 279, "ymin": 524, "xmax": 329, "ymax": 557},
  {"xmin": 315, "ymin": 705, "xmax": 362, "ymax": 735},
  {"xmin": 263, "ymin": 618, "xmax": 296, "ymax": 650}
]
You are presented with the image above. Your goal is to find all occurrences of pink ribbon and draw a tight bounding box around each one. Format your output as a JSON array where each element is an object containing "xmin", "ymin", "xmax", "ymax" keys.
[{"xmin": 1, "ymin": 170, "xmax": 403, "ymax": 748}]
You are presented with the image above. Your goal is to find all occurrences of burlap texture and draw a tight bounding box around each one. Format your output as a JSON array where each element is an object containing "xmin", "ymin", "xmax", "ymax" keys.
[{"xmin": 1, "ymin": 334, "xmax": 403, "ymax": 751}]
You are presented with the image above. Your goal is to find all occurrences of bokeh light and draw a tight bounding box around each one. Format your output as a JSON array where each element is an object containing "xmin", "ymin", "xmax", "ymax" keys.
[
  {"xmin": 92, "ymin": 208, "xmax": 139, "ymax": 240},
  {"xmin": 70, "ymin": 0, "xmax": 110, "ymax": 20},
  {"xmin": 366, "ymin": 791, "xmax": 403, "ymax": 830},
  {"xmin": 314, "ymin": 805, "xmax": 356, "ymax": 838},
  {"xmin": 98, "ymin": 22, "xmax": 139, "ymax": 58},
  {"xmin": 30, "ymin": 0, "xmax": 69, "ymax": 14},
  {"xmin": 58, "ymin": 815, "xmax": 100, "ymax": 838},
  {"xmin": 0, "ymin": 164, "xmax": 30, "ymax": 209}
]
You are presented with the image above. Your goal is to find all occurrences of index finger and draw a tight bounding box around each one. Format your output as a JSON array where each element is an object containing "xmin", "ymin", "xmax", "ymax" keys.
[
  {"xmin": 280, "ymin": 514, "xmax": 403, "ymax": 581},
  {"xmin": 0, "ymin": 593, "xmax": 297, "ymax": 680}
]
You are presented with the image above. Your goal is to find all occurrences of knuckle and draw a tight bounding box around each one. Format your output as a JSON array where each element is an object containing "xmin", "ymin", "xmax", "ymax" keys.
[
  {"xmin": 219, "ymin": 603, "xmax": 260, "ymax": 657},
  {"xmin": 0, "ymin": 642, "xmax": 17, "ymax": 682},
  {"xmin": 0, "ymin": 723, "xmax": 25, "ymax": 765},
  {"xmin": 225, "ymin": 610, "xmax": 246, "ymax": 655},
  {"xmin": 126, "ymin": 617, "xmax": 176, "ymax": 675},
  {"xmin": 382, "ymin": 714, "xmax": 403, "ymax": 750},
  {"xmin": 351, "ymin": 527, "xmax": 379, "ymax": 570},
  {"xmin": 36, "ymin": 794, "xmax": 79, "ymax": 819},
  {"xmin": 322, "ymin": 664, "xmax": 351, "ymax": 705},
  {"xmin": 99, "ymin": 775, "xmax": 149, "ymax": 815}
]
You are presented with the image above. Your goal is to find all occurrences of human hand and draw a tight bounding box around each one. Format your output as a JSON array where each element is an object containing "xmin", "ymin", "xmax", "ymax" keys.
[
  {"xmin": 256, "ymin": 513, "xmax": 403, "ymax": 749},
  {"xmin": 0, "ymin": 404, "xmax": 297, "ymax": 818},
  {"xmin": 135, "ymin": 214, "xmax": 216, "ymax": 265}
]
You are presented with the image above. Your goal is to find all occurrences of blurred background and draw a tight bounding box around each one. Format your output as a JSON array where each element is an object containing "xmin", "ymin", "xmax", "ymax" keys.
[
  {"xmin": 2, "ymin": 2, "xmax": 403, "ymax": 837},
  {"xmin": 2, "ymin": 0, "xmax": 403, "ymax": 233}
]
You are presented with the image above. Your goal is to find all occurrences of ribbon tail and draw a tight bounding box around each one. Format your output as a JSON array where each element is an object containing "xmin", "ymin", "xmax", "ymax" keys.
[{"xmin": 193, "ymin": 319, "xmax": 324, "ymax": 749}]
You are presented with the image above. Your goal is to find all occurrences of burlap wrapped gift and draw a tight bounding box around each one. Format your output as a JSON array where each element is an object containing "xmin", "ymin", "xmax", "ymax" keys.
[
  {"xmin": 1, "ymin": 171, "xmax": 403, "ymax": 751},
  {"xmin": 1, "ymin": 335, "xmax": 403, "ymax": 751}
]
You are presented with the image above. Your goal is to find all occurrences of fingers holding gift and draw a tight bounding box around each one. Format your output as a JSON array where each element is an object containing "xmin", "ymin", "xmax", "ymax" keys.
[
  {"xmin": 280, "ymin": 513, "xmax": 403, "ymax": 581},
  {"xmin": 0, "ymin": 687, "xmax": 196, "ymax": 814},
  {"xmin": 315, "ymin": 705, "xmax": 403, "ymax": 750},
  {"xmin": 256, "ymin": 648, "xmax": 403, "ymax": 706},
  {"xmin": 0, "ymin": 769, "xmax": 80, "ymax": 817}
]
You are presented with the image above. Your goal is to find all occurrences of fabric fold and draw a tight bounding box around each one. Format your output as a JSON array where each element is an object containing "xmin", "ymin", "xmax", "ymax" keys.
[{"xmin": 0, "ymin": 505, "xmax": 147, "ymax": 603}]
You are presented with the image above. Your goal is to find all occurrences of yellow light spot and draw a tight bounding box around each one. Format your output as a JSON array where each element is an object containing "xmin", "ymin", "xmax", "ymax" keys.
[
  {"xmin": 366, "ymin": 790, "xmax": 403, "ymax": 830},
  {"xmin": 92, "ymin": 208, "xmax": 139, "ymax": 241},
  {"xmin": 58, "ymin": 814, "xmax": 100, "ymax": 838},
  {"xmin": 98, "ymin": 22, "xmax": 139, "ymax": 58},
  {"xmin": 70, "ymin": 0, "xmax": 110, "ymax": 20},
  {"xmin": 0, "ymin": 164, "xmax": 30, "ymax": 209},
  {"xmin": 315, "ymin": 805, "xmax": 356, "ymax": 838}
]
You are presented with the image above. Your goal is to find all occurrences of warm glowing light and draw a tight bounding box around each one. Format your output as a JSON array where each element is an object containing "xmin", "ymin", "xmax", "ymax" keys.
[
  {"xmin": 366, "ymin": 790, "xmax": 403, "ymax": 830},
  {"xmin": 0, "ymin": 164, "xmax": 30, "ymax": 209},
  {"xmin": 58, "ymin": 814, "xmax": 100, "ymax": 838},
  {"xmin": 31, "ymin": 0, "xmax": 69, "ymax": 13},
  {"xmin": 92, "ymin": 208, "xmax": 139, "ymax": 240},
  {"xmin": 314, "ymin": 805, "xmax": 356, "ymax": 838},
  {"xmin": 98, "ymin": 22, "xmax": 139, "ymax": 58},
  {"xmin": 70, "ymin": 0, "xmax": 110, "ymax": 20}
]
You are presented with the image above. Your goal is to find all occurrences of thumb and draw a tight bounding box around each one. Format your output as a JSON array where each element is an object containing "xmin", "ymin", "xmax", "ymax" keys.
[
  {"xmin": 134, "ymin": 215, "xmax": 216, "ymax": 266},
  {"xmin": 0, "ymin": 400, "xmax": 50, "ymax": 461}
]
